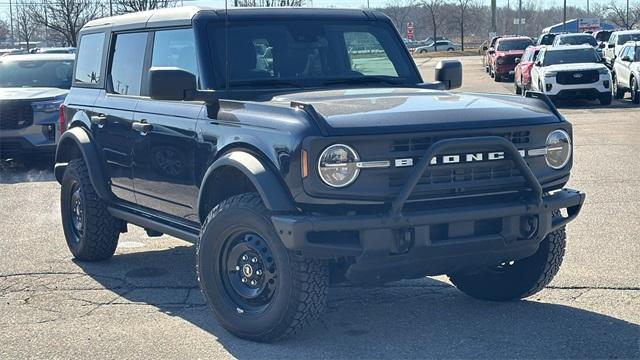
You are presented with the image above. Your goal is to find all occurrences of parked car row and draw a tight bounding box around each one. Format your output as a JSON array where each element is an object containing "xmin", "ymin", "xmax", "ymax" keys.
[{"xmin": 482, "ymin": 29, "xmax": 640, "ymax": 106}]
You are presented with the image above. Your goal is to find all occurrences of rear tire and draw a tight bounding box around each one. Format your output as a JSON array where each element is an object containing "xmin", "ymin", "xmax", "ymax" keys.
[
  {"xmin": 449, "ymin": 225, "xmax": 566, "ymax": 301},
  {"xmin": 60, "ymin": 159, "xmax": 121, "ymax": 261},
  {"xmin": 494, "ymin": 72, "xmax": 501, "ymax": 82},
  {"xmin": 197, "ymin": 193, "xmax": 329, "ymax": 342}
]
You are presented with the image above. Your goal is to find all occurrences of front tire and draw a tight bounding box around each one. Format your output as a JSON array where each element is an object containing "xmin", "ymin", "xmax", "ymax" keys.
[
  {"xmin": 514, "ymin": 77, "xmax": 522, "ymax": 95},
  {"xmin": 632, "ymin": 77, "xmax": 640, "ymax": 104},
  {"xmin": 449, "ymin": 225, "xmax": 566, "ymax": 301},
  {"xmin": 612, "ymin": 73, "xmax": 624, "ymax": 99},
  {"xmin": 60, "ymin": 159, "xmax": 121, "ymax": 261},
  {"xmin": 600, "ymin": 93, "xmax": 613, "ymax": 105},
  {"xmin": 197, "ymin": 193, "xmax": 329, "ymax": 342}
]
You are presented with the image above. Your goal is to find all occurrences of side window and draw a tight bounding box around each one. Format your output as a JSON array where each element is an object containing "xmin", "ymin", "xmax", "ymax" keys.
[
  {"xmin": 523, "ymin": 49, "xmax": 532, "ymax": 61},
  {"xmin": 609, "ymin": 35, "xmax": 616, "ymax": 46},
  {"xmin": 109, "ymin": 32, "xmax": 148, "ymax": 96},
  {"xmin": 344, "ymin": 31, "xmax": 398, "ymax": 77},
  {"xmin": 628, "ymin": 46, "xmax": 636, "ymax": 60},
  {"xmin": 75, "ymin": 32, "xmax": 105, "ymax": 84},
  {"xmin": 151, "ymin": 28, "xmax": 199, "ymax": 80},
  {"xmin": 620, "ymin": 47, "xmax": 629, "ymax": 59}
]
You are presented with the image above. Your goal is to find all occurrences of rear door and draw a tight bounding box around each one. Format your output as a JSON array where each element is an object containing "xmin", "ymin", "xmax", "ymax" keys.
[
  {"xmin": 92, "ymin": 31, "xmax": 149, "ymax": 203},
  {"xmin": 617, "ymin": 47, "xmax": 631, "ymax": 88},
  {"xmin": 131, "ymin": 28, "xmax": 203, "ymax": 221}
]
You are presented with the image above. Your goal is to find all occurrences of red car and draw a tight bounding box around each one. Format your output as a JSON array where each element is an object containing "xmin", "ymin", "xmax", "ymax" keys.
[
  {"xmin": 487, "ymin": 36, "xmax": 534, "ymax": 82},
  {"xmin": 482, "ymin": 36, "xmax": 501, "ymax": 72},
  {"xmin": 514, "ymin": 45, "xmax": 542, "ymax": 95}
]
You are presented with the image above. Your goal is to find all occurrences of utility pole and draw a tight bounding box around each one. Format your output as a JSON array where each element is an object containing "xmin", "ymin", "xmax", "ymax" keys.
[
  {"xmin": 627, "ymin": 0, "xmax": 631, "ymax": 29},
  {"xmin": 491, "ymin": 0, "xmax": 497, "ymax": 34},
  {"xmin": 517, "ymin": 0, "xmax": 522, "ymax": 35},
  {"xmin": 367, "ymin": 0, "xmax": 370, "ymax": 8},
  {"xmin": 587, "ymin": 0, "xmax": 590, "ymax": 16},
  {"xmin": 563, "ymin": 0, "xmax": 567, "ymax": 32},
  {"xmin": 109, "ymin": 0, "xmax": 113, "ymax": 16},
  {"xmin": 9, "ymin": 0, "xmax": 14, "ymax": 47}
]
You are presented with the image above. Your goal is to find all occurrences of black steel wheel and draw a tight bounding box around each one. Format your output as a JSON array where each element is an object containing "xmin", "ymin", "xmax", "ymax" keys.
[
  {"xmin": 197, "ymin": 193, "xmax": 329, "ymax": 342},
  {"xmin": 221, "ymin": 231, "xmax": 278, "ymax": 314}
]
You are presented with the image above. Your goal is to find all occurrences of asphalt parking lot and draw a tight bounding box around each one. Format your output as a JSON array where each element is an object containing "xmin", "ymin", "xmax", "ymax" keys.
[{"xmin": 1, "ymin": 55, "xmax": 639, "ymax": 359}]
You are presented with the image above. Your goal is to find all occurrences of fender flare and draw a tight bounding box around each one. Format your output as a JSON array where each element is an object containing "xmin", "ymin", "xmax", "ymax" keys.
[
  {"xmin": 54, "ymin": 126, "xmax": 113, "ymax": 202},
  {"xmin": 197, "ymin": 151, "xmax": 296, "ymax": 216}
]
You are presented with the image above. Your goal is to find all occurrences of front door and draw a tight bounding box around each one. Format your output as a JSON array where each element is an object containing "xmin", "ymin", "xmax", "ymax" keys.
[{"xmin": 131, "ymin": 28, "xmax": 203, "ymax": 221}]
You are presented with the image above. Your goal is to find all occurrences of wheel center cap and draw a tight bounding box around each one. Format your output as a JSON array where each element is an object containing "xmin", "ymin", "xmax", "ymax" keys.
[{"xmin": 242, "ymin": 264, "xmax": 253, "ymax": 277}]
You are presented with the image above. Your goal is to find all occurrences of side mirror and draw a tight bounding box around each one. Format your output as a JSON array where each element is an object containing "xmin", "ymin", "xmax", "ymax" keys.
[
  {"xmin": 149, "ymin": 67, "xmax": 197, "ymax": 101},
  {"xmin": 599, "ymin": 42, "xmax": 606, "ymax": 49},
  {"xmin": 488, "ymin": 48, "xmax": 495, "ymax": 54},
  {"xmin": 534, "ymin": 60, "xmax": 542, "ymax": 66},
  {"xmin": 608, "ymin": 44, "xmax": 615, "ymax": 49},
  {"xmin": 515, "ymin": 57, "xmax": 521, "ymax": 64},
  {"xmin": 482, "ymin": 46, "xmax": 488, "ymax": 51},
  {"xmin": 621, "ymin": 55, "xmax": 632, "ymax": 62},
  {"xmin": 435, "ymin": 60, "xmax": 462, "ymax": 90}
]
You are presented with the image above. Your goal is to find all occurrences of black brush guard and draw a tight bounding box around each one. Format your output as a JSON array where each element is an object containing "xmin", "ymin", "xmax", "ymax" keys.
[{"xmin": 272, "ymin": 136, "xmax": 585, "ymax": 282}]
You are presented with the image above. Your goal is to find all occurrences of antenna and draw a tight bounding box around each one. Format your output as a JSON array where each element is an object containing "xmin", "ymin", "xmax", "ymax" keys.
[{"xmin": 225, "ymin": 0, "xmax": 230, "ymax": 92}]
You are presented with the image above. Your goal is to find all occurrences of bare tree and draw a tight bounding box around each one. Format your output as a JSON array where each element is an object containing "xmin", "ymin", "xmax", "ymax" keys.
[
  {"xmin": 454, "ymin": 0, "xmax": 474, "ymax": 50},
  {"xmin": 607, "ymin": 1, "xmax": 640, "ymax": 30},
  {"xmin": 422, "ymin": 0, "xmax": 445, "ymax": 51},
  {"xmin": 26, "ymin": 0, "xmax": 101, "ymax": 47},
  {"xmin": 15, "ymin": 2, "xmax": 36, "ymax": 50},
  {"xmin": 0, "ymin": 19, "xmax": 10, "ymax": 44},
  {"xmin": 383, "ymin": 0, "xmax": 416, "ymax": 34},
  {"xmin": 116, "ymin": 0, "xmax": 177, "ymax": 14},
  {"xmin": 234, "ymin": 0, "xmax": 305, "ymax": 6}
]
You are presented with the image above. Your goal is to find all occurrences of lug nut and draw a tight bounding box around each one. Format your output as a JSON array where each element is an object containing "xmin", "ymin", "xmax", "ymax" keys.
[
  {"xmin": 256, "ymin": 269, "xmax": 262, "ymax": 276},
  {"xmin": 241, "ymin": 277, "xmax": 247, "ymax": 283},
  {"xmin": 241, "ymin": 255, "xmax": 248, "ymax": 261},
  {"xmin": 251, "ymin": 257, "xmax": 258, "ymax": 263},
  {"xmin": 235, "ymin": 266, "xmax": 240, "ymax": 271},
  {"xmin": 250, "ymin": 280, "xmax": 257, "ymax": 286}
]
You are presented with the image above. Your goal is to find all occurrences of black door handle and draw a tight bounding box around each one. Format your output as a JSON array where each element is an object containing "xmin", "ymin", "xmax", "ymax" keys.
[
  {"xmin": 90, "ymin": 114, "xmax": 107, "ymax": 127},
  {"xmin": 132, "ymin": 121, "xmax": 153, "ymax": 134}
]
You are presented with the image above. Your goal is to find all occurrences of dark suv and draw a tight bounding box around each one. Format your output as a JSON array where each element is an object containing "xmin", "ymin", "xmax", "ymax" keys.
[{"xmin": 55, "ymin": 7, "xmax": 585, "ymax": 342}]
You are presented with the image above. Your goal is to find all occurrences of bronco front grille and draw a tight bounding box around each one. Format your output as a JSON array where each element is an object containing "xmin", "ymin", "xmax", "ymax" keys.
[
  {"xmin": 0, "ymin": 101, "xmax": 34, "ymax": 130},
  {"xmin": 391, "ymin": 131, "xmax": 530, "ymax": 153},
  {"xmin": 556, "ymin": 70, "xmax": 599, "ymax": 85}
]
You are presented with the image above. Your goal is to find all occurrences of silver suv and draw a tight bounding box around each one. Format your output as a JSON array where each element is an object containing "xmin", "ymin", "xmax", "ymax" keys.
[{"xmin": 0, "ymin": 53, "xmax": 74, "ymax": 159}]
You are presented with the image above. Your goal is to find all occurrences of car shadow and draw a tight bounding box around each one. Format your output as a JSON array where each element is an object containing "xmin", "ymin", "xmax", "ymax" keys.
[
  {"xmin": 0, "ymin": 156, "xmax": 55, "ymax": 184},
  {"xmin": 553, "ymin": 98, "xmax": 635, "ymax": 109},
  {"xmin": 75, "ymin": 245, "xmax": 639, "ymax": 359}
]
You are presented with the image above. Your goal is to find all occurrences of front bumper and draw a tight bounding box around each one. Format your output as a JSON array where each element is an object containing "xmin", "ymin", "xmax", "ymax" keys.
[
  {"xmin": 541, "ymin": 74, "xmax": 611, "ymax": 97},
  {"xmin": 272, "ymin": 136, "xmax": 586, "ymax": 283}
]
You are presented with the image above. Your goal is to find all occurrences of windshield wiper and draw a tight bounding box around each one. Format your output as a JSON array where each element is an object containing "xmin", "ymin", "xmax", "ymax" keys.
[{"xmin": 322, "ymin": 76, "xmax": 405, "ymax": 86}]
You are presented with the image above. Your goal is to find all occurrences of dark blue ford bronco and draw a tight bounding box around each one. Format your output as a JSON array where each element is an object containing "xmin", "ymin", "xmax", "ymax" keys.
[{"xmin": 55, "ymin": 6, "xmax": 585, "ymax": 341}]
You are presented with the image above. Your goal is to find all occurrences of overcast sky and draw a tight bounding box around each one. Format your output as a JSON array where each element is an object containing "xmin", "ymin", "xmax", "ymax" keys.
[{"xmin": 0, "ymin": 0, "xmax": 597, "ymax": 14}]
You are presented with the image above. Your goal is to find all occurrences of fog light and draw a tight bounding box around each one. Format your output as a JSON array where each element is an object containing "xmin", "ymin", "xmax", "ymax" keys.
[
  {"xmin": 603, "ymin": 80, "xmax": 610, "ymax": 89},
  {"xmin": 545, "ymin": 84, "xmax": 553, "ymax": 92}
]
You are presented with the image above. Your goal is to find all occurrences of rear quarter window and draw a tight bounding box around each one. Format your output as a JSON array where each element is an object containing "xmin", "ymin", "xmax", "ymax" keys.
[{"xmin": 74, "ymin": 32, "xmax": 105, "ymax": 85}]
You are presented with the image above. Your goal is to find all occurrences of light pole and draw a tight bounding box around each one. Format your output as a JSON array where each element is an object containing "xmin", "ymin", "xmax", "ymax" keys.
[
  {"xmin": 517, "ymin": 0, "xmax": 522, "ymax": 35},
  {"xmin": 491, "ymin": 0, "xmax": 497, "ymax": 34},
  {"xmin": 563, "ymin": 0, "xmax": 567, "ymax": 32},
  {"xmin": 627, "ymin": 0, "xmax": 631, "ymax": 29},
  {"xmin": 9, "ymin": 0, "xmax": 14, "ymax": 47}
]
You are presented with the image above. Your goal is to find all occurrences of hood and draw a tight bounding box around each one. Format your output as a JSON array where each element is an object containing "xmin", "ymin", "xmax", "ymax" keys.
[
  {"xmin": 273, "ymin": 88, "xmax": 559, "ymax": 135},
  {"xmin": 0, "ymin": 87, "xmax": 69, "ymax": 101},
  {"xmin": 542, "ymin": 63, "xmax": 608, "ymax": 72}
]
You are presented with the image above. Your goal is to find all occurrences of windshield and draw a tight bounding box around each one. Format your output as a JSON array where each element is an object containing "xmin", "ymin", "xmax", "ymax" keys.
[
  {"xmin": 595, "ymin": 31, "xmax": 612, "ymax": 42},
  {"xmin": 0, "ymin": 59, "xmax": 73, "ymax": 88},
  {"xmin": 538, "ymin": 34, "xmax": 556, "ymax": 45},
  {"xmin": 208, "ymin": 21, "xmax": 420, "ymax": 88},
  {"xmin": 497, "ymin": 39, "xmax": 533, "ymax": 51},
  {"xmin": 558, "ymin": 35, "xmax": 598, "ymax": 46},
  {"xmin": 543, "ymin": 48, "xmax": 599, "ymax": 66},
  {"xmin": 618, "ymin": 33, "xmax": 640, "ymax": 44}
]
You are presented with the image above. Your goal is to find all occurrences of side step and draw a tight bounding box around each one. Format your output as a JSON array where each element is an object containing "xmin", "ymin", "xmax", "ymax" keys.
[{"xmin": 108, "ymin": 206, "xmax": 199, "ymax": 243}]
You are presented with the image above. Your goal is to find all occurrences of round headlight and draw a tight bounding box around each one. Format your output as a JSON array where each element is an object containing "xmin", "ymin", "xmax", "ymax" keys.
[
  {"xmin": 317, "ymin": 144, "xmax": 360, "ymax": 188},
  {"xmin": 545, "ymin": 130, "xmax": 571, "ymax": 169}
]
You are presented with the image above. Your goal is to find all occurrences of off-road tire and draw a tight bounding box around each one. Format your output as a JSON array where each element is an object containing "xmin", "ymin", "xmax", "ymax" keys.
[
  {"xmin": 197, "ymin": 193, "xmax": 329, "ymax": 342},
  {"xmin": 449, "ymin": 225, "xmax": 566, "ymax": 301},
  {"xmin": 60, "ymin": 159, "xmax": 121, "ymax": 261}
]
